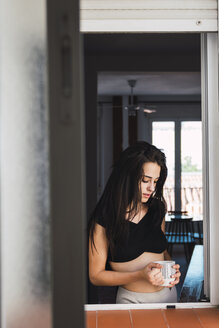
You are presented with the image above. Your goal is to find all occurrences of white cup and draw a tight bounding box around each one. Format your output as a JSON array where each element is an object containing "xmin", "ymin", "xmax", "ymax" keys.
[{"xmin": 153, "ymin": 260, "xmax": 176, "ymax": 286}]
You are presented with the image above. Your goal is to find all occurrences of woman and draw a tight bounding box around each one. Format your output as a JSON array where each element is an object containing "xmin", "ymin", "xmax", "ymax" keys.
[{"xmin": 88, "ymin": 141, "xmax": 181, "ymax": 303}]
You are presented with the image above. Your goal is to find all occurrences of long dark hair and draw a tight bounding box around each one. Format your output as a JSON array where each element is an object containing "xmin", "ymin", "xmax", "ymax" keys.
[{"xmin": 88, "ymin": 141, "xmax": 167, "ymax": 260}]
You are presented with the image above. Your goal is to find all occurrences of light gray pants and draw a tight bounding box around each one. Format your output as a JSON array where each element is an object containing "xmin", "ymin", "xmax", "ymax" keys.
[{"xmin": 116, "ymin": 286, "xmax": 177, "ymax": 304}]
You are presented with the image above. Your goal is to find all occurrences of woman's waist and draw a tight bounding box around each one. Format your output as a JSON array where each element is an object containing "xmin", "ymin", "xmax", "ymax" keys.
[
  {"xmin": 121, "ymin": 280, "xmax": 165, "ymax": 293},
  {"xmin": 110, "ymin": 252, "xmax": 165, "ymax": 292},
  {"xmin": 109, "ymin": 251, "xmax": 165, "ymax": 272}
]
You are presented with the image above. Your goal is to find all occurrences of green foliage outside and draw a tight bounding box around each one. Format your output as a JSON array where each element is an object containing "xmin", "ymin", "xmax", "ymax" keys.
[{"xmin": 182, "ymin": 156, "xmax": 200, "ymax": 172}]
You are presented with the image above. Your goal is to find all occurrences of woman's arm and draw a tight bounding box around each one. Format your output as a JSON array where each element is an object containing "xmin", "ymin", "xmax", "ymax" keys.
[
  {"xmin": 89, "ymin": 223, "xmax": 165, "ymax": 286},
  {"xmin": 161, "ymin": 217, "xmax": 172, "ymax": 260}
]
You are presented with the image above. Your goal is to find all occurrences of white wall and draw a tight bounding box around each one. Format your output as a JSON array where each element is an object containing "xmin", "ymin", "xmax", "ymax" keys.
[{"xmin": 0, "ymin": 0, "xmax": 51, "ymax": 326}]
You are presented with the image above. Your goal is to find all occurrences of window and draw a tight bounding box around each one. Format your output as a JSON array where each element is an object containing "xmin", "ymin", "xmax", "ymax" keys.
[
  {"xmin": 152, "ymin": 120, "xmax": 203, "ymax": 220},
  {"xmin": 152, "ymin": 121, "xmax": 175, "ymax": 211},
  {"xmin": 181, "ymin": 121, "xmax": 202, "ymax": 219}
]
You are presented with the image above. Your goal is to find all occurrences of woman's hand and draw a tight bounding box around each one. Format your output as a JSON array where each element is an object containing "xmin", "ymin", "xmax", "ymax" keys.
[
  {"xmin": 141, "ymin": 262, "xmax": 181, "ymax": 287},
  {"xmin": 168, "ymin": 264, "xmax": 181, "ymax": 287},
  {"xmin": 141, "ymin": 262, "xmax": 165, "ymax": 286}
]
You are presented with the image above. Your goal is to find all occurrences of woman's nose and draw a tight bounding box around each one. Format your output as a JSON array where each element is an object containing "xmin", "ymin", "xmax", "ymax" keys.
[{"xmin": 147, "ymin": 181, "xmax": 155, "ymax": 191}]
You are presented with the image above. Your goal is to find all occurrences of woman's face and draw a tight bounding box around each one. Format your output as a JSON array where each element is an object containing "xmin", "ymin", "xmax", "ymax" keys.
[{"xmin": 140, "ymin": 162, "xmax": 161, "ymax": 203}]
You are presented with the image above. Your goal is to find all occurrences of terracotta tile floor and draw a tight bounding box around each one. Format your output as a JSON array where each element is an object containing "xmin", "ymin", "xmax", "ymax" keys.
[{"xmin": 86, "ymin": 308, "xmax": 219, "ymax": 328}]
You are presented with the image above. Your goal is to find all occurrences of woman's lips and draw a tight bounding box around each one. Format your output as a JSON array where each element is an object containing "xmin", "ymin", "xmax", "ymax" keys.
[{"xmin": 143, "ymin": 193, "xmax": 151, "ymax": 198}]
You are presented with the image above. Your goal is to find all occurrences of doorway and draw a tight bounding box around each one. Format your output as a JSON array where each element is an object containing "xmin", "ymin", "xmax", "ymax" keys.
[{"xmin": 84, "ymin": 33, "xmax": 206, "ymax": 304}]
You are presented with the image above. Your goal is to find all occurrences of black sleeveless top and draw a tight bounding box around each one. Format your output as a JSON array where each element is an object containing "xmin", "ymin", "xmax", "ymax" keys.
[{"xmin": 96, "ymin": 209, "xmax": 168, "ymax": 263}]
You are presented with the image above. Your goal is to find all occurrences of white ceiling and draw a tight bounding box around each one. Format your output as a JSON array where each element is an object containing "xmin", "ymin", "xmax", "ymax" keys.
[{"xmin": 98, "ymin": 72, "xmax": 201, "ymax": 96}]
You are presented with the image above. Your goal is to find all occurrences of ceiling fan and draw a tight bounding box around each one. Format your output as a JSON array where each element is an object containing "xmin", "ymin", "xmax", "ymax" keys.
[{"xmin": 124, "ymin": 79, "xmax": 157, "ymax": 116}]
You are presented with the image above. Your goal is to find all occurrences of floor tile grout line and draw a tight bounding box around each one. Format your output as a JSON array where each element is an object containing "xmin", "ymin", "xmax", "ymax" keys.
[
  {"xmin": 161, "ymin": 309, "xmax": 170, "ymax": 328},
  {"xmin": 192, "ymin": 309, "xmax": 206, "ymax": 328},
  {"xmin": 129, "ymin": 310, "xmax": 134, "ymax": 328}
]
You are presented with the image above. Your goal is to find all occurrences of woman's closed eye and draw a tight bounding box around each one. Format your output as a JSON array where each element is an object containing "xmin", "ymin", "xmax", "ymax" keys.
[{"xmin": 142, "ymin": 179, "xmax": 158, "ymax": 184}]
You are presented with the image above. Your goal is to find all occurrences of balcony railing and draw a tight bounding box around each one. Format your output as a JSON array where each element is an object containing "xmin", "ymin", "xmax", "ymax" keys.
[{"xmin": 164, "ymin": 173, "xmax": 203, "ymax": 220}]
